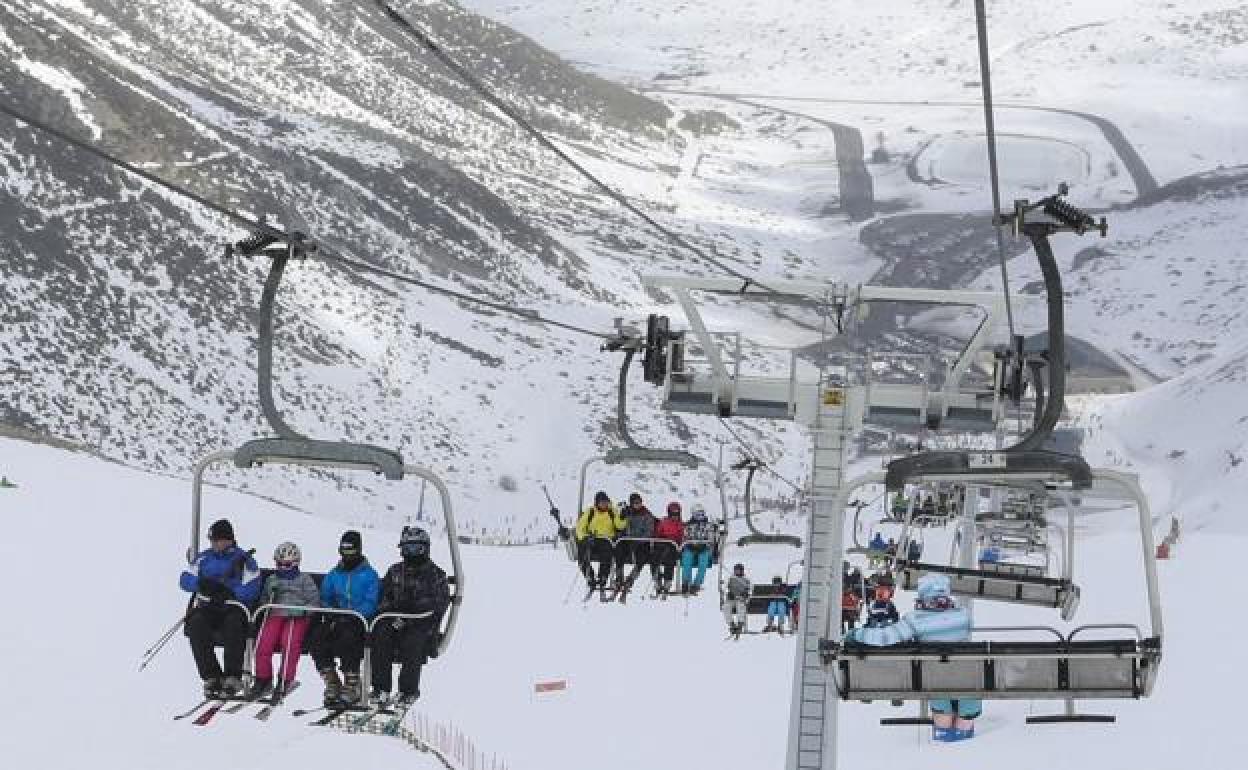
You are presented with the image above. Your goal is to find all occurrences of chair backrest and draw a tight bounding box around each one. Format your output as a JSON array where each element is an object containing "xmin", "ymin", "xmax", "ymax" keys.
[{"xmin": 747, "ymin": 583, "xmax": 796, "ymax": 613}]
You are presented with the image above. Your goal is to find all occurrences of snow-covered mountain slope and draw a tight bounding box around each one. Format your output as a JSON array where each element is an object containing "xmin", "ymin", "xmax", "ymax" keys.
[
  {"xmin": 3, "ymin": 435, "xmax": 1245, "ymax": 770},
  {"xmin": 1075, "ymin": 339, "xmax": 1248, "ymax": 535},
  {"xmin": 462, "ymin": 0, "xmax": 1248, "ymax": 178},
  {"xmin": 0, "ymin": 0, "xmax": 827, "ymax": 532}
]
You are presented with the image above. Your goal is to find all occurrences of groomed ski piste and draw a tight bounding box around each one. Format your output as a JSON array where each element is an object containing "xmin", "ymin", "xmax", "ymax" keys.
[{"xmin": 3, "ymin": 337, "xmax": 1246, "ymax": 770}]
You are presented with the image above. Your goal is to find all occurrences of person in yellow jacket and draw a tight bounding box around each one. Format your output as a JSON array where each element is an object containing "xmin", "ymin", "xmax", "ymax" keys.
[{"xmin": 576, "ymin": 490, "xmax": 626, "ymax": 595}]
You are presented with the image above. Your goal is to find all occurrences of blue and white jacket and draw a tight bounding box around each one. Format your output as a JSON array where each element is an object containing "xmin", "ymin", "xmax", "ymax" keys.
[
  {"xmin": 848, "ymin": 600, "xmax": 971, "ymax": 646},
  {"xmin": 179, "ymin": 545, "xmax": 262, "ymax": 606}
]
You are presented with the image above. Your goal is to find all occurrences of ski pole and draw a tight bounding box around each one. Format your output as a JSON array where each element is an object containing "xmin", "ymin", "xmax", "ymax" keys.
[{"xmin": 139, "ymin": 616, "xmax": 186, "ymax": 671}]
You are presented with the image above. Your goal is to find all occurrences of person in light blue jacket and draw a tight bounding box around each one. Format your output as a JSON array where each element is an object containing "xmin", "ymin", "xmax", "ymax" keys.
[{"xmin": 847, "ymin": 574, "xmax": 980, "ymax": 742}]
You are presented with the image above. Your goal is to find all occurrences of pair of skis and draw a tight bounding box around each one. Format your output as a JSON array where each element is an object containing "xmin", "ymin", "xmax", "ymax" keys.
[
  {"xmin": 298, "ymin": 700, "xmax": 413, "ymax": 734},
  {"xmin": 173, "ymin": 681, "xmax": 301, "ymax": 725}
]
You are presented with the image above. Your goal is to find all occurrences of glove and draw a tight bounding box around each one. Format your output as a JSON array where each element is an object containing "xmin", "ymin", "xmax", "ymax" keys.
[
  {"xmin": 391, "ymin": 618, "xmax": 406, "ymax": 632},
  {"xmin": 198, "ymin": 577, "xmax": 229, "ymax": 600},
  {"xmin": 549, "ymin": 506, "xmax": 560, "ymax": 518},
  {"xmin": 557, "ymin": 525, "xmax": 570, "ymax": 541}
]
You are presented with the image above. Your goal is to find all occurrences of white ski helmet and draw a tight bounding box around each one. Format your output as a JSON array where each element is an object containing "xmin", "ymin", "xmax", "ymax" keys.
[
  {"xmin": 273, "ymin": 541, "xmax": 301, "ymax": 565},
  {"xmin": 691, "ymin": 503, "xmax": 707, "ymax": 519}
]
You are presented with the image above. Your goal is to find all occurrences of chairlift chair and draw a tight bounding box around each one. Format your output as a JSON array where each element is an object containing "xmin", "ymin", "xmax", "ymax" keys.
[
  {"xmin": 186, "ymin": 230, "xmax": 464, "ymax": 684},
  {"xmin": 822, "ymin": 459, "xmax": 1163, "ymax": 723}
]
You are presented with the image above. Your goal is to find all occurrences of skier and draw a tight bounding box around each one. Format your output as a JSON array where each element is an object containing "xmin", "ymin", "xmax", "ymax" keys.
[
  {"xmin": 890, "ymin": 490, "xmax": 908, "ymax": 517},
  {"xmin": 576, "ymin": 491, "xmax": 624, "ymax": 595},
  {"xmin": 723, "ymin": 563, "xmax": 751, "ymax": 635},
  {"xmin": 371, "ymin": 527, "xmax": 451, "ymax": 707},
  {"xmin": 312, "ymin": 530, "xmax": 380, "ymax": 708},
  {"xmin": 179, "ymin": 518, "xmax": 262, "ymax": 698},
  {"xmin": 865, "ymin": 585, "xmax": 900, "ymax": 628},
  {"xmin": 249, "ymin": 541, "xmax": 320, "ymax": 699},
  {"xmin": 845, "ymin": 574, "xmax": 979, "ymax": 741},
  {"xmin": 680, "ymin": 503, "xmax": 715, "ymax": 595},
  {"xmin": 840, "ymin": 587, "xmax": 862, "ymax": 632},
  {"xmin": 868, "ymin": 532, "xmax": 888, "ymax": 553},
  {"xmin": 906, "ymin": 538, "xmax": 923, "ymax": 562},
  {"xmin": 652, "ymin": 502, "xmax": 685, "ymax": 596},
  {"xmin": 789, "ymin": 581, "xmax": 801, "ymax": 630},
  {"xmin": 763, "ymin": 576, "xmax": 788, "ymax": 632},
  {"xmin": 615, "ymin": 492, "xmax": 658, "ymax": 601},
  {"xmin": 842, "ymin": 561, "xmax": 864, "ymax": 600}
]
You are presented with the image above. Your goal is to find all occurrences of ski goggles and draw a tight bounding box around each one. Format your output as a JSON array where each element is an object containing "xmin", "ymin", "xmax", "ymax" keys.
[{"xmin": 400, "ymin": 541, "xmax": 429, "ymax": 557}]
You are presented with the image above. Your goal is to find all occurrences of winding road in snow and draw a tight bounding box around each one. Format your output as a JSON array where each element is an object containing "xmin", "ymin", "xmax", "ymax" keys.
[
  {"xmin": 650, "ymin": 87, "xmax": 1157, "ymax": 392},
  {"xmin": 649, "ymin": 87, "xmax": 1160, "ymax": 214}
]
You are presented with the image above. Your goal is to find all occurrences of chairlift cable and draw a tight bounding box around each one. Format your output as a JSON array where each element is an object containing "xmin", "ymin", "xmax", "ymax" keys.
[
  {"xmin": 716, "ymin": 417, "xmax": 804, "ymax": 495},
  {"xmin": 370, "ymin": 0, "xmax": 779, "ymax": 295},
  {"xmin": 972, "ymin": 0, "xmax": 1017, "ymax": 339},
  {"xmin": 0, "ymin": 98, "xmax": 609, "ymax": 342}
]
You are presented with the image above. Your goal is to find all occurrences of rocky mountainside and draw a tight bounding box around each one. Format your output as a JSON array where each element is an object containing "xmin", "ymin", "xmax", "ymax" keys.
[{"xmin": 0, "ymin": 0, "xmax": 756, "ymax": 534}]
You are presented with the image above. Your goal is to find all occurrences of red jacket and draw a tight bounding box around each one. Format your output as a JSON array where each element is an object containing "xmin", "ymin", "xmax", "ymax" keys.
[{"xmin": 655, "ymin": 517, "xmax": 684, "ymax": 544}]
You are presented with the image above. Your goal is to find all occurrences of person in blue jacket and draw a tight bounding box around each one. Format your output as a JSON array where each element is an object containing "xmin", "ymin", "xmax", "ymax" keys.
[
  {"xmin": 311, "ymin": 530, "xmax": 380, "ymax": 707},
  {"xmin": 179, "ymin": 518, "xmax": 262, "ymax": 697},
  {"xmin": 846, "ymin": 574, "xmax": 980, "ymax": 741}
]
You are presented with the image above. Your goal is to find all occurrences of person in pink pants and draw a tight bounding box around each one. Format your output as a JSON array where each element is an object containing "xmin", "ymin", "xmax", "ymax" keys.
[{"xmin": 248, "ymin": 542, "xmax": 320, "ymax": 699}]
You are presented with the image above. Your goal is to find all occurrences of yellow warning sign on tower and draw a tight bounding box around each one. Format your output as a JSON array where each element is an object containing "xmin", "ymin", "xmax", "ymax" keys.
[{"xmin": 823, "ymin": 388, "xmax": 844, "ymax": 406}]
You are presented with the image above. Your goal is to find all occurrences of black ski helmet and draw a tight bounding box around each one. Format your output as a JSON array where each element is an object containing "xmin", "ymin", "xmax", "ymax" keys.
[
  {"xmin": 733, "ymin": 563, "xmax": 745, "ymax": 574},
  {"xmin": 594, "ymin": 490, "xmax": 611, "ymax": 505},
  {"xmin": 400, "ymin": 525, "xmax": 431, "ymax": 559}
]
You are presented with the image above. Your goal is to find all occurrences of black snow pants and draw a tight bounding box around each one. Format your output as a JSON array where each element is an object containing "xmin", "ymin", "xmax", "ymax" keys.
[
  {"xmin": 615, "ymin": 540, "xmax": 656, "ymax": 587},
  {"xmin": 580, "ymin": 537, "xmax": 615, "ymax": 588},
  {"xmin": 186, "ymin": 603, "xmax": 248, "ymax": 681},
  {"xmin": 371, "ymin": 620, "xmax": 433, "ymax": 696},
  {"xmin": 311, "ymin": 616, "xmax": 367, "ymax": 674}
]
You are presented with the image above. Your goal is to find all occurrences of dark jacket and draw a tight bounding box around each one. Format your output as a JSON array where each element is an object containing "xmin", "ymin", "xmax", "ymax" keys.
[
  {"xmin": 684, "ymin": 515, "xmax": 715, "ymax": 546},
  {"xmin": 378, "ymin": 559, "xmax": 451, "ymax": 625},
  {"xmin": 622, "ymin": 506, "xmax": 658, "ymax": 539},
  {"xmin": 866, "ymin": 599, "xmax": 900, "ymax": 627}
]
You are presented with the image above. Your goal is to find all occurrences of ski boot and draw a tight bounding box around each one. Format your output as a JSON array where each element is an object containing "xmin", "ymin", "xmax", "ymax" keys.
[
  {"xmin": 220, "ymin": 676, "xmax": 244, "ymax": 698},
  {"xmin": 369, "ymin": 689, "xmax": 391, "ymax": 709},
  {"xmin": 341, "ymin": 672, "xmax": 363, "ymax": 706},
  {"xmin": 246, "ymin": 677, "xmax": 273, "ymax": 701},
  {"xmin": 395, "ymin": 691, "xmax": 419, "ymax": 709},
  {"xmin": 202, "ymin": 678, "xmax": 222, "ymax": 698},
  {"xmin": 932, "ymin": 726, "xmax": 958, "ymax": 742},
  {"xmin": 320, "ymin": 667, "xmax": 343, "ymax": 707}
]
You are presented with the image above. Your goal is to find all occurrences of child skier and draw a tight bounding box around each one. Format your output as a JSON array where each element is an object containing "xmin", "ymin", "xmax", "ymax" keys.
[{"xmin": 249, "ymin": 541, "xmax": 320, "ymax": 699}]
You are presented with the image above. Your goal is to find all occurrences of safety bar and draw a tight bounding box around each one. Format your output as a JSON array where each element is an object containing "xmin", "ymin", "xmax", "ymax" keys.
[
  {"xmin": 1069, "ymin": 624, "xmax": 1144, "ymax": 643},
  {"xmin": 252, "ymin": 604, "xmax": 370, "ymax": 629},
  {"xmin": 972, "ymin": 625, "xmax": 1065, "ymax": 642}
]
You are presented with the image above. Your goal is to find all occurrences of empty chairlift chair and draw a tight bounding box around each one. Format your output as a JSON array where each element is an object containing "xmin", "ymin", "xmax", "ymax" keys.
[{"xmin": 891, "ymin": 459, "xmax": 1083, "ymax": 620}]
